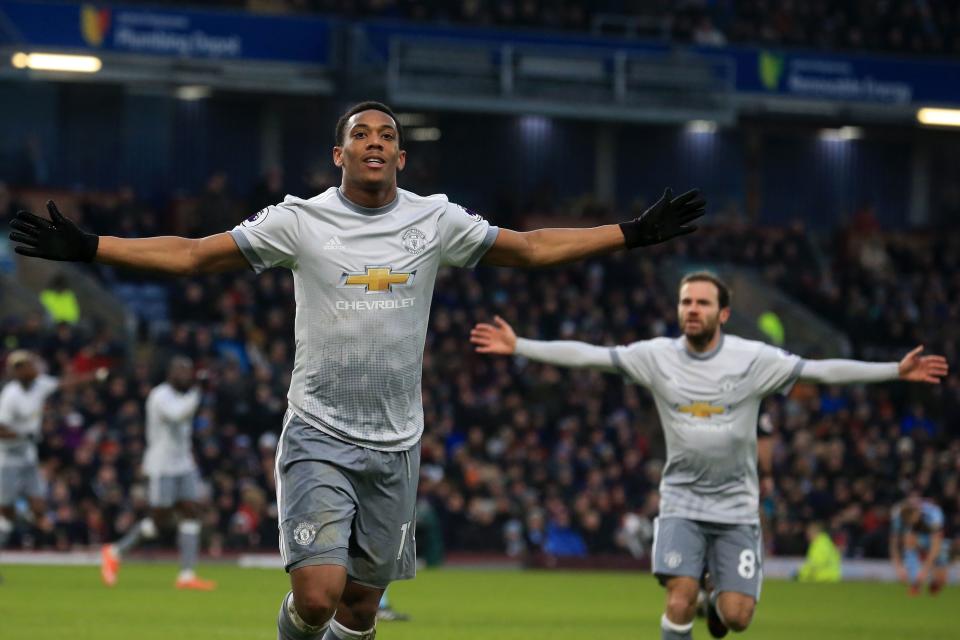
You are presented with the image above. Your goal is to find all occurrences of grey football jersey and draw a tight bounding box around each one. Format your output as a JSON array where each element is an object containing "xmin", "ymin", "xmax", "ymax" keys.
[
  {"xmin": 612, "ymin": 334, "xmax": 803, "ymax": 524},
  {"xmin": 230, "ymin": 187, "xmax": 499, "ymax": 451}
]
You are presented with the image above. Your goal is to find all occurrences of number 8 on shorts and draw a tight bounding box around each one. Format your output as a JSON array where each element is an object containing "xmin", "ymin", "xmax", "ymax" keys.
[{"xmin": 738, "ymin": 549, "xmax": 756, "ymax": 579}]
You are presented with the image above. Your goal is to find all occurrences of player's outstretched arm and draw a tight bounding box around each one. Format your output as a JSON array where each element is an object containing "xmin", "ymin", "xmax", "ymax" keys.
[
  {"xmin": 481, "ymin": 188, "xmax": 705, "ymax": 267},
  {"xmin": 57, "ymin": 367, "xmax": 110, "ymax": 391},
  {"xmin": 895, "ymin": 345, "xmax": 949, "ymax": 383},
  {"xmin": 470, "ymin": 316, "xmax": 618, "ymax": 372},
  {"xmin": 9, "ymin": 201, "xmax": 248, "ymax": 276},
  {"xmin": 96, "ymin": 233, "xmax": 246, "ymax": 275},
  {"xmin": 470, "ymin": 315, "xmax": 518, "ymax": 355},
  {"xmin": 798, "ymin": 346, "xmax": 948, "ymax": 385}
]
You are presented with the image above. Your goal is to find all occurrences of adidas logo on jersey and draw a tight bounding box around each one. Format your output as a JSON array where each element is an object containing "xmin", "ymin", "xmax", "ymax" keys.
[{"xmin": 323, "ymin": 236, "xmax": 347, "ymax": 251}]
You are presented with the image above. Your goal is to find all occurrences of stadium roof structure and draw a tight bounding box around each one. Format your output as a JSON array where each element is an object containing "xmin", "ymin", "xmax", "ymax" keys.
[{"xmin": 2, "ymin": 1, "xmax": 959, "ymax": 125}]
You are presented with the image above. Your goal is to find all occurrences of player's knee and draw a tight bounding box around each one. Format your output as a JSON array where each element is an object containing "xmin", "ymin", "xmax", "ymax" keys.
[
  {"xmin": 341, "ymin": 597, "xmax": 379, "ymax": 630},
  {"xmin": 151, "ymin": 508, "xmax": 175, "ymax": 529},
  {"xmin": 176, "ymin": 501, "xmax": 199, "ymax": 519},
  {"xmin": 726, "ymin": 615, "xmax": 753, "ymax": 632},
  {"xmin": 293, "ymin": 586, "xmax": 339, "ymax": 627},
  {"xmin": 720, "ymin": 600, "xmax": 755, "ymax": 632},
  {"xmin": 665, "ymin": 589, "xmax": 698, "ymax": 622}
]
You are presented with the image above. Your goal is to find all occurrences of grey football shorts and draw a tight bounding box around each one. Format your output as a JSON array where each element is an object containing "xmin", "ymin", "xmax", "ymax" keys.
[
  {"xmin": 147, "ymin": 470, "xmax": 201, "ymax": 508},
  {"xmin": 652, "ymin": 516, "xmax": 764, "ymax": 600},
  {"xmin": 275, "ymin": 411, "xmax": 420, "ymax": 589},
  {"xmin": 0, "ymin": 463, "xmax": 44, "ymax": 506}
]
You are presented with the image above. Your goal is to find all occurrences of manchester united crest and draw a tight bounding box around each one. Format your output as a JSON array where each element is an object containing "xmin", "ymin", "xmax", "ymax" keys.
[{"xmin": 402, "ymin": 228, "xmax": 427, "ymax": 255}]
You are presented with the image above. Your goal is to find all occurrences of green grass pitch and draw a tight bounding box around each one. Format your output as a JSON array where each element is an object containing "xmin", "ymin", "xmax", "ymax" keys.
[{"xmin": 0, "ymin": 563, "xmax": 955, "ymax": 639}]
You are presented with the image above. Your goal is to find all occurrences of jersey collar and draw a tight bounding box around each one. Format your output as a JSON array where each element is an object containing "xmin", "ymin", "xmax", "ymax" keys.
[
  {"xmin": 336, "ymin": 187, "xmax": 400, "ymax": 216},
  {"xmin": 679, "ymin": 333, "xmax": 725, "ymax": 361}
]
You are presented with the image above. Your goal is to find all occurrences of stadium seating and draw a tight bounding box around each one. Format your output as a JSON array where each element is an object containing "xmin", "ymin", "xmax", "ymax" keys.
[
  {"xmin": 1, "ymin": 188, "xmax": 956, "ymax": 562},
  {"xmin": 139, "ymin": 0, "xmax": 960, "ymax": 57}
]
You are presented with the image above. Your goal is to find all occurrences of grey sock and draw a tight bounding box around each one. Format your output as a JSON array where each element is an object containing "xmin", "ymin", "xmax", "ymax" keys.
[
  {"xmin": 278, "ymin": 592, "xmax": 329, "ymax": 640},
  {"xmin": 323, "ymin": 619, "xmax": 376, "ymax": 640},
  {"xmin": 115, "ymin": 517, "xmax": 153, "ymax": 555},
  {"xmin": 661, "ymin": 614, "xmax": 693, "ymax": 640},
  {"xmin": 177, "ymin": 520, "xmax": 201, "ymax": 571}
]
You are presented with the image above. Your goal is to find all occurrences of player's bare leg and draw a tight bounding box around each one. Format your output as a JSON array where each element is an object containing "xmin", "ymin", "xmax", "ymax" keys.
[
  {"xmin": 279, "ymin": 564, "xmax": 347, "ymax": 639},
  {"xmin": 929, "ymin": 566, "xmax": 948, "ymax": 595},
  {"xmin": 102, "ymin": 507, "xmax": 168, "ymax": 586},
  {"xmin": 715, "ymin": 591, "xmax": 756, "ymax": 632},
  {"xmin": 325, "ymin": 580, "xmax": 383, "ymax": 639},
  {"xmin": 26, "ymin": 496, "xmax": 49, "ymax": 534},
  {"xmin": 662, "ymin": 576, "xmax": 698, "ymax": 639},
  {"xmin": 26, "ymin": 497, "xmax": 51, "ymax": 546},
  {"xmin": 902, "ymin": 532, "xmax": 922, "ymax": 595},
  {"xmin": 173, "ymin": 500, "xmax": 215, "ymax": 590},
  {"xmin": 27, "ymin": 496, "xmax": 45, "ymax": 520}
]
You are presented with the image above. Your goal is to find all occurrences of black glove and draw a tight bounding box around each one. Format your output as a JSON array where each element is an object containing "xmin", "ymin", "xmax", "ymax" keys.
[
  {"xmin": 619, "ymin": 188, "xmax": 706, "ymax": 248},
  {"xmin": 9, "ymin": 200, "xmax": 99, "ymax": 262}
]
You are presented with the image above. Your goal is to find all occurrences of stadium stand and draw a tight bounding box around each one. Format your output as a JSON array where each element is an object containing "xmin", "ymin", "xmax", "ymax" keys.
[
  {"xmin": 105, "ymin": 0, "xmax": 960, "ymax": 56},
  {"xmin": 1, "ymin": 189, "xmax": 956, "ymax": 564},
  {"xmin": 3, "ymin": 2, "xmax": 959, "ymax": 638}
]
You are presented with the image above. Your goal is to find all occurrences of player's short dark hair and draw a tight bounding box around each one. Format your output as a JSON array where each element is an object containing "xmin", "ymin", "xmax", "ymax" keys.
[
  {"xmin": 168, "ymin": 355, "xmax": 194, "ymax": 373},
  {"xmin": 900, "ymin": 503, "xmax": 920, "ymax": 522},
  {"xmin": 334, "ymin": 101, "xmax": 403, "ymax": 148},
  {"xmin": 679, "ymin": 271, "xmax": 732, "ymax": 309}
]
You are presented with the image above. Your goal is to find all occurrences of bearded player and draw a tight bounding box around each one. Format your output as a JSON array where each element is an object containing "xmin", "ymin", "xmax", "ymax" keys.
[
  {"xmin": 471, "ymin": 271, "xmax": 948, "ymax": 639},
  {"xmin": 9, "ymin": 101, "xmax": 704, "ymax": 640}
]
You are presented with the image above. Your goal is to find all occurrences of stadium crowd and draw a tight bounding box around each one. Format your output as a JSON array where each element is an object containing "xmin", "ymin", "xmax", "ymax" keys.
[
  {"xmin": 1, "ymin": 187, "xmax": 957, "ymax": 565},
  {"xmin": 114, "ymin": 0, "xmax": 960, "ymax": 57}
]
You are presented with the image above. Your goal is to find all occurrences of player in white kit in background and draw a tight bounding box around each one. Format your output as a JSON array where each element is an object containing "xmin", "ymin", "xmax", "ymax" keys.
[
  {"xmin": 100, "ymin": 356, "xmax": 215, "ymax": 590},
  {"xmin": 0, "ymin": 350, "xmax": 60, "ymax": 551},
  {"xmin": 0, "ymin": 350, "xmax": 107, "ymax": 552},
  {"xmin": 10, "ymin": 101, "xmax": 705, "ymax": 640},
  {"xmin": 470, "ymin": 271, "xmax": 948, "ymax": 640}
]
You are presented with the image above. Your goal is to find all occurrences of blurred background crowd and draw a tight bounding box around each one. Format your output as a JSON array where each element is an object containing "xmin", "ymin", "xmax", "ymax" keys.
[
  {"xmin": 108, "ymin": 0, "xmax": 960, "ymax": 57},
  {"xmin": 1, "ymin": 182, "xmax": 956, "ymax": 565},
  {"xmin": 1, "ymin": 0, "xmax": 958, "ymax": 573}
]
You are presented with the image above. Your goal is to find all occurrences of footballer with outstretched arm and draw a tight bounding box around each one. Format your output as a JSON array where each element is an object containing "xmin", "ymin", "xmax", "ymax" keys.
[
  {"xmin": 9, "ymin": 101, "xmax": 705, "ymax": 640},
  {"xmin": 471, "ymin": 271, "xmax": 947, "ymax": 640}
]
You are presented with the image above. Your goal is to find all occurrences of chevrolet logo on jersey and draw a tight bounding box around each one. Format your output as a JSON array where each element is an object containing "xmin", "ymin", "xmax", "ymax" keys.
[
  {"xmin": 339, "ymin": 267, "xmax": 415, "ymax": 293},
  {"xmin": 678, "ymin": 402, "xmax": 726, "ymax": 419}
]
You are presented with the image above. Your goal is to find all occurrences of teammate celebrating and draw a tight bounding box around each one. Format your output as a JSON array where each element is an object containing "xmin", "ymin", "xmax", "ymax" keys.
[
  {"xmin": 470, "ymin": 271, "xmax": 948, "ymax": 640},
  {"xmin": 890, "ymin": 494, "xmax": 950, "ymax": 596},
  {"xmin": 9, "ymin": 101, "xmax": 704, "ymax": 640},
  {"xmin": 0, "ymin": 350, "xmax": 106, "ymax": 551},
  {"xmin": 101, "ymin": 356, "xmax": 215, "ymax": 590}
]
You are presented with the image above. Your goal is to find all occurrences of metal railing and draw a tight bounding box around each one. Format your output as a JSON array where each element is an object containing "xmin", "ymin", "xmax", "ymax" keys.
[{"xmin": 386, "ymin": 36, "xmax": 736, "ymax": 124}]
